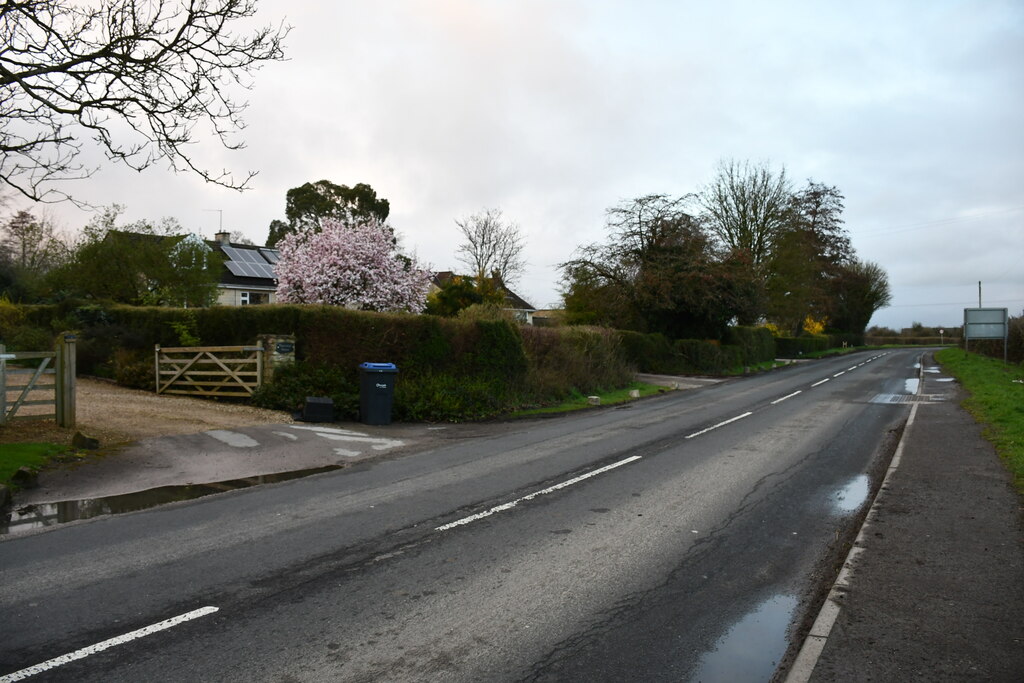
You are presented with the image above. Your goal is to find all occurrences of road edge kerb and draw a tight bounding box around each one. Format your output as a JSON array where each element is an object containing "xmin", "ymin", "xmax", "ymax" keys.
[{"xmin": 783, "ymin": 363, "xmax": 924, "ymax": 683}]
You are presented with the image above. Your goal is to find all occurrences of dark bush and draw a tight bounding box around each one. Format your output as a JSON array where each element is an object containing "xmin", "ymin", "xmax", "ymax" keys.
[
  {"xmin": 724, "ymin": 326, "xmax": 776, "ymax": 365},
  {"xmin": 775, "ymin": 336, "xmax": 830, "ymax": 358},
  {"xmin": 252, "ymin": 362, "xmax": 359, "ymax": 419}
]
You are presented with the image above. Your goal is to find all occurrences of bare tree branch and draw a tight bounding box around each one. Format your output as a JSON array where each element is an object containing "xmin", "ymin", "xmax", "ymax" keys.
[
  {"xmin": 697, "ymin": 159, "xmax": 791, "ymax": 266},
  {"xmin": 0, "ymin": 0, "xmax": 289, "ymax": 203},
  {"xmin": 454, "ymin": 208, "xmax": 527, "ymax": 286}
]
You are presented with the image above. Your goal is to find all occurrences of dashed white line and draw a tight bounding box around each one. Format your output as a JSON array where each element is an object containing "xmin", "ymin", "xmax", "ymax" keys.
[
  {"xmin": 833, "ymin": 371, "xmax": 846, "ymax": 377},
  {"xmin": 771, "ymin": 391, "xmax": 802, "ymax": 405},
  {"xmin": 435, "ymin": 456, "xmax": 643, "ymax": 531},
  {"xmin": 685, "ymin": 412, "xmax": 753, "ymax": 439},
  {"xmin": 811, "ymin": 378, "xmax": 830, "ymax": 387},
  {"xmin": 0, "ymin": 607, "xmax": 219, "ymax": 682}
]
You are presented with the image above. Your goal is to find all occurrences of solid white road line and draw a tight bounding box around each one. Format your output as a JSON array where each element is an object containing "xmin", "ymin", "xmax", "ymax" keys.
[
  {"xmin": 771, "ymin": 391, "xmax": 802, "ymax": 405},
  {"xmin": 0, "ymin": 607, "xmax": 219, "ymax": 682},
  {"xmin": 684, "ymin": 412, "xmax": 753, "ymax": 440},
  {"xmin": 435, "ymin": 456, "xmax": 643, "ymax": 532}
]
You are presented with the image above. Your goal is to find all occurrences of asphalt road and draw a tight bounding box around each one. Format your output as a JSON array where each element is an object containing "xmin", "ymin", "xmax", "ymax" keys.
[{"xmin": 0, "ymin": 349, "xmax": 922, "ymax": 682}]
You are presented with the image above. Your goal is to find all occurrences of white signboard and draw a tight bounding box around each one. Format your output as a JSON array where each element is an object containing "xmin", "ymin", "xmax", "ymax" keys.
[
  {"xmin": 964, "ymin": 307, "xmax": 1009, "ymax": 361},
  {"xmin": 964, "ymin": 308, "xmax": 1008, "ymax": 340}
]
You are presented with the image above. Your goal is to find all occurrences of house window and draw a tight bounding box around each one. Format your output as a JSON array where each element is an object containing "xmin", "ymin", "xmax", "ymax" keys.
[{"xmin": 240, "ymin": 291, "xmax": 267, "ymax": 305}]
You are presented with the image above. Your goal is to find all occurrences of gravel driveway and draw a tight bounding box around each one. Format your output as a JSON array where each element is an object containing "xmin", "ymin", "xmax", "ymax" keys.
[{"xmin": 1, "ymin": 377, "xmax": 293, "ymax": 447}]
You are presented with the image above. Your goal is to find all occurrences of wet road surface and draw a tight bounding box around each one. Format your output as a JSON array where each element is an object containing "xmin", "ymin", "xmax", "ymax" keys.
[{"xmin": 0, "ymin": 350, "xmax": 924, "ymax": 681}]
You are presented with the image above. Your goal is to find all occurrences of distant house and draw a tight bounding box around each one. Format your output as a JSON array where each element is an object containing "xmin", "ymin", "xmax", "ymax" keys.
[
  {"xmin": 431, "ymin": 271, "xmax": 537, "ymax": 324},
  {"xmin": 209, "ymin": 231, "xmax": 279, "ymax": 306}
]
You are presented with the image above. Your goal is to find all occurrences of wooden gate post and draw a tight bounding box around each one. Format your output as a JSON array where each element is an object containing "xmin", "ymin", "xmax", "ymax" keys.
[
  {"xmin": 0, "ymin": 343, "xmax": 7, "ymax": 426},
  {"xmin": 257, "ymin": 334, "xmax": 295, "ymax": 385},
  {"xmin": 56, "ymin": 333, "xmax": 76, "ymax": 428}
]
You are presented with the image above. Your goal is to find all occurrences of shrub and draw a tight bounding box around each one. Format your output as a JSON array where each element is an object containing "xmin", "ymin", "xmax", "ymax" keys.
[
  {"xmin": 113, "ymin": 349, "xmax": 155, "ymax": 389},
  {"xmin": 775, "ymin": 336, "xmax": 830, "ymax": 358},
  {"xmin": 0, "ymin": 324, "xmax": 52, "ymax": 352},
  {"xmin": 252, "ymin": 362, "xmax": 359, "ymax": 418},
  {"xmin": 394, "ymin": 372, "xmax": 511, "ymax": 422},
  {"xmin": 724, "ymin": 326, "xmax": 776, "ymax": 365}
]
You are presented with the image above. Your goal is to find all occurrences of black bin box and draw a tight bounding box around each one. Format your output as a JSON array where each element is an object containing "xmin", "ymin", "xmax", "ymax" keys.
[{"xmin": 358, "ymin": 362, "xmax": 398, "ymax": 425}]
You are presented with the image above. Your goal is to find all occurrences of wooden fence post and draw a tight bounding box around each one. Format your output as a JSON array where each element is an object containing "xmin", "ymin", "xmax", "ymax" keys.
[{"xmin": 56, "ymin": 333, "xmax": 77, "ymax": 428}]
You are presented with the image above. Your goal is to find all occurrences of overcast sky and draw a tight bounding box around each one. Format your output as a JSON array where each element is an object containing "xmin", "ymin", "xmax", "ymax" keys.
[{"xmin": 29, "ymin": 0, "xmax": 1024, "ymax": 330}]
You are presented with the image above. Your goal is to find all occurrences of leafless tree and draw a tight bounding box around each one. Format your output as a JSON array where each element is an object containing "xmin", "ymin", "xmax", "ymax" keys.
[
  {"xmin": 0, "ymin": 208, "xmax": 70, "ymax": 272},
  {"xmin": 0, "ymin": 0, "xmax": 289, "ymax": 203},
  {"xmin": 454, "ymin": 208, "xmax": 527, "ymax": 286},
  {"xmin": 697, "ymin": 159, "xmax": 792, "ymax": 266}
]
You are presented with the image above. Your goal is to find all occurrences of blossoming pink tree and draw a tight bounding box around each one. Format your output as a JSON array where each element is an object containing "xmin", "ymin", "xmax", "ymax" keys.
[{"xmin": 275, "ymin": 218, "xmax": 432, "ymax": 312}]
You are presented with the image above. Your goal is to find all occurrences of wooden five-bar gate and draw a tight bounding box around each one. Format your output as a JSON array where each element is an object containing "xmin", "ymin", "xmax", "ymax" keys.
[
  {"xmin": 155, "ymin": 344, "xmax": 264, "ymax": 397},
  {"xmin": 0, "ymin": 334, "xmax": 76, "ymax": 427}
]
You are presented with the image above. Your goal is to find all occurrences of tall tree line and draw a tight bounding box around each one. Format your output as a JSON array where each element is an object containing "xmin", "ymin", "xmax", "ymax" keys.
[{"xmin": 561, "ymin": 160, "xmax": 891, "ymax": 339}]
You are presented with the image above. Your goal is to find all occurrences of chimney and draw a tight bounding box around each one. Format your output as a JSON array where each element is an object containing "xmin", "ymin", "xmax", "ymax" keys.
[{"xmin": 214, "ymin": 231, "xmax": 230, "ymax": 245}]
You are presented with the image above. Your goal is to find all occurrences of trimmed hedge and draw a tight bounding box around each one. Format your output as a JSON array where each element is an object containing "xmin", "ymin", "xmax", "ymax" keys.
[
  {"xmin": 9, "ymin": 301, "xmax": 853, "ymax": 420},
  {"xmin": 775, "ymin": 335, "xmax": 830, "ymax": 358},
  {"xmin": 724, "ymin": 326, "xmax": 776, "ymax": 366}
]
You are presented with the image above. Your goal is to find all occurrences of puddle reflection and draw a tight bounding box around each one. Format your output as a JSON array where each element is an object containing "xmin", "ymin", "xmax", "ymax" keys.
[
  {"xmin": 1, "ymin": 466, "xmax": 343, "ymax": 536},
  {"xmin": 688, "ymin": 594, "xmax": 797, "ymax": 682},
  {"xmin": 833, "ymin": 474, "xmax": 870, "ymax": 513}
]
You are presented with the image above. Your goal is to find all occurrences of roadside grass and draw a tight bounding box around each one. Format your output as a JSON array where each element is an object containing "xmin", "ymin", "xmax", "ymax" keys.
[
  {"xmin": 936, "ymin": 348, "xmax": 1024, "ymax": 493},
  {"xmin": 723, "ymin": 360, "xmax": 790, "ymax": 375},
  {"xmin": 510, "ymin": 382, "xmax": 666, "ymax": 418},
  {"xmin": 1, "ymin": 442, "xmax": 72, "ymax": 488}
]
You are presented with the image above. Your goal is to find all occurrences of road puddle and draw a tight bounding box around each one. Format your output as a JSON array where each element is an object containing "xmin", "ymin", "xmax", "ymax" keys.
[
  {"xmin": 687, "ymin": 594, "xmax": 797, "ymax": 682},
  {"xmin": 833, "ymin": 474, "xmax": 870, "ymax": 513},
  {"xmin": 0, "ymin": 466, "xmax": 343, "ymax": 536}
]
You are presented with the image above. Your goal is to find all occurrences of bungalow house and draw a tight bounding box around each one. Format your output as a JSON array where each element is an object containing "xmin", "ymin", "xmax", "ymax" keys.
[
  {"xmin": 209, "ymin": 231, "xmax": 279, "ymax": 306},
  {"xmin": 431, "ymin": 271, "xmax": 537, "ymax": 324}
]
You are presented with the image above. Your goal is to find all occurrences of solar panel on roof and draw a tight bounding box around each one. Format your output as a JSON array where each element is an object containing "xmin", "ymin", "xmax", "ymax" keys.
[
  {"xmin": 222, "ymin": 245, "xmax": 277, "ymax": 280},
  {"xmin": 225, "ymin": 261, "xmax": 249, "ymax": 277},
  {"xmin": 222, "ymin": 246, "xmax": 261, "ymax": 263},
  {"xmin": 260, "ymin": 249, "xmax": 280, "ymax": 264},
  {"xmin": 252, "ymin": 263, "xmax": 276, "ymax": 278}
]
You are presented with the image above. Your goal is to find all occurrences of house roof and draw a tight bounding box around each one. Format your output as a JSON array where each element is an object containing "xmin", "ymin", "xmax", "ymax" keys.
[
  {"xmin": 207, "ymin": 239, "xmax": 278, "ymax": 288},
  {"xmin": 432, "ymin": 271, "xmax": 535, "ymax": 311}
]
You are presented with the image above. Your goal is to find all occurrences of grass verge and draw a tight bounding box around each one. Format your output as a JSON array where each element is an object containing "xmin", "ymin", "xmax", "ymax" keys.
[
  {"xmin": 510, "ymin": 382, "xmax": 667, "ymax": 418},
  {"xmin": 936, "ymin": 348, "xmax": 1024, "ymax": 493},
  {"xmin": 1, "ymin": 442, "xmax": 73, "ymax": 488},
  {"xmin": 724, "ymin": 360, "xmax": 790, "ymax": 375}
]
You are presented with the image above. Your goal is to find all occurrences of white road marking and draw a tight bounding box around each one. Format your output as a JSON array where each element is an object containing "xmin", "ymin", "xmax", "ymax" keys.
[
  {"xmin": 771, "ymin": 391, "xmax": 802, "ymax": 405},
  {"xmin": 0, "ymin": 607, "xmax": 219, "ymax": 682},
  {"xmin": 435, "ymin": 456, "xmax": 643, "ymax": 531},
  {"xmin": 315, "ymin": 433, "xmax": 405, "ymax": 450},
  {"xmin": 272, "ymin": 431, "xmax": 298, "ymax": 441},
  {"xmin": 291, "ymin": 425, "xmax": 368, "ymax": 437},
  {"xmin": 833, "ymin": 371, "xmax": 846, "ymax": 377},
  {"xmin": 684, "ymin": 412, "xmax": 753, "ymax": 439},
  {"xmin": 290, "ymin": 425, "xmax": 404, "ymax": 451},
  {"xmin": 811, "ymin": 378, "xmax": 830, "ymax": 387},
  {"xmin": 333, "ymin": 448, "xmax": 361, "ymax": 458},
  {"xmin": 847, "ymin": 366, "xmax": 857, "ymax": 371},
  {"xmin": 206, "ymin": 430, "xmax": 259, "ymax": 448}
]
